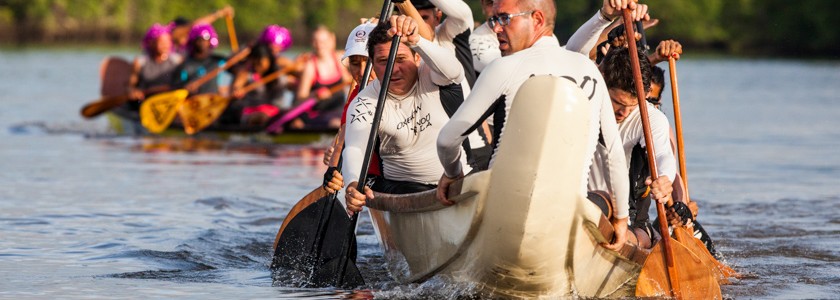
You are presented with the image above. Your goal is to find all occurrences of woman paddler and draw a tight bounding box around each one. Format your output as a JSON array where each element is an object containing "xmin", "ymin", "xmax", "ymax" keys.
[{"xmin": 126, "ymin": 24, "xmax": 183, "ymax": 112}]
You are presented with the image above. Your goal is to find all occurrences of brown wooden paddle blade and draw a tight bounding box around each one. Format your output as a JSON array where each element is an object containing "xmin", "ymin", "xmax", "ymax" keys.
[
  {"xmin": 81, "ymin": 95, "xmax": 131, "ymax": 118},
  {"xmin": 179, "ymin": 94, "xmax": 231, "ymax": 134},
  {"xmin": 674, "ymin": 226, "xmax": 739, "ymax": 282},
  {"xmin": 636, "ymin": 237, "xmax": 722, "ymax": 299}
]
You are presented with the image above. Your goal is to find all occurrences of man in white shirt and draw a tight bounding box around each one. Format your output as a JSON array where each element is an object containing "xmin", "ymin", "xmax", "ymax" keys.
[
  {"xmin": 343, "ymin": 16, "xmax": 476, "ymax": 213},
  {"xmin": 590, "ymin": 46, "xmax": 676, "ymax": 247}
]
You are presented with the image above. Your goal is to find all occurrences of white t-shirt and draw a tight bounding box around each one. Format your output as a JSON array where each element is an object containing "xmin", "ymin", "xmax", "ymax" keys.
[{"xmin": 437, "ymin": 36, "xmax": 630, "ymax": 218}]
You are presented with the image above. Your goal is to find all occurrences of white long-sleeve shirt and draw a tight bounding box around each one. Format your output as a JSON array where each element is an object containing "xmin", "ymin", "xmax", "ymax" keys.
[
  {"xmin": 436, "ymin": 36, "xmax": 630, "ymax": 218},
  {"xmin": 342, "ymin": 38, "xmax": 472, "ymax": 189},
  {"xmin": 565, "ymin": 11, "xmax": 613, "ymax": 56},
  {"xmin": 429, "ymin": 0, "xmax": 473, "ymax": 48},
  {"xmin": 590, "ymin": 102, "xmax": 677, "ymax": 194},
  {"xmin": 469, "ymin": 22, "xmax": 500, "ymax": 73}
]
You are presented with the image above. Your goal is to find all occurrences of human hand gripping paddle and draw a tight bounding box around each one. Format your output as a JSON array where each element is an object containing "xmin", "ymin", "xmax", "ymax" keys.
[
  {"xmin": 621, "ymin": 8, "xmax": 721, "ymax": 299},
  {"xmin": 178, "ymin": 67, "xmax": 291, "ymax": 134},
  {"xmin": 139, "ymin": 48, "xmax": 251, "ymax": 134}
]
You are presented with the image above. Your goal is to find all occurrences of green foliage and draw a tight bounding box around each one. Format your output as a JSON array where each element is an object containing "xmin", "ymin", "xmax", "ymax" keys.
[{"xmin": 0, "ymin": 0, "xmax": 838, "ymax": 57}]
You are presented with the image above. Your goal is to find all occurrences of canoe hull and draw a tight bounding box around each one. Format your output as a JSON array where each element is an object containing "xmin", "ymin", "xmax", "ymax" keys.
[{"xmin": 367, "ymin": 76, "xmax": 642, "ymax": 297}]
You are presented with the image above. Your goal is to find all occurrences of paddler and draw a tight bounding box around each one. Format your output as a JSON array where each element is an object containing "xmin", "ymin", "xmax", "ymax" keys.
[
  {"xmin": 170, "ymin": 23, "xmax": 228, "ymax": 95},
  {"xmin": 592, "ymin": 46, "xmax": 677, "ymax": 248},
  {"xmin": 291, "ymin": 26, "xmax": 353, "ymax": 130},
  {"xmin": 343, "ymin": 15, "xmax": 481, "ymax": 213},
  {"xmin": 435, "ymin": 0, "xmax": 651, "ymax": 251},
  {"xmin": 126, "ymin": 24, "xmax": 183, "ymax": 111}
]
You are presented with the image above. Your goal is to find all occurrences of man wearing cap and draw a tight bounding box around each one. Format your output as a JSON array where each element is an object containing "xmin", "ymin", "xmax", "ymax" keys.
[
  {"xmin": 171, "ymin": 23, "xmax": 227, "ymax": 95},
  {"xmin": 342, "ymin": 16, "xmax": 483, "ymax": 213},
  {"xmin": 435, "ymin": 0, "xmax": 665, "ymax": 251}
]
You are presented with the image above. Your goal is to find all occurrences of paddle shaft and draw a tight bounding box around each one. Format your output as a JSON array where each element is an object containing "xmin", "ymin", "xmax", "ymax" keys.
[
  {"xmin": 225, "ymin": 15, "xmax": 239, "ymax": 52},
  {"xmin": 186, "ymin": 48, "xmax": 251, "ymax": 91},
  {"xmin": 622, "ymin": 9, "xmax": 682, "ymax": 299},
  {"xmin": 238, "ymin": 68, "xmax": 292, "ymax": 95},
  {"xmin": 669, "ymin": 58, "xmax": 690, "ymax": 201},
  {"xmin": 357, "ymin": 1, "xmax": 394, "ymax": 91},
  {"xmin": 337, "ymin": 34, "xmax": 401, "ymax": 288},
  {"xmin": 80, "ymin": 84, "xmax": 170, "ymax": 118}
]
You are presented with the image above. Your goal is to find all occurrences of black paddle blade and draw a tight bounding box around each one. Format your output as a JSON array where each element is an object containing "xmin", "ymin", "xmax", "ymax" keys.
[
  {"xmin": 309, "ymin": 235, "xmax": 365, "ymax": 289},
  {"xmin": 270, "ymin": 196, "xmax": 364, "ymax": 288}
]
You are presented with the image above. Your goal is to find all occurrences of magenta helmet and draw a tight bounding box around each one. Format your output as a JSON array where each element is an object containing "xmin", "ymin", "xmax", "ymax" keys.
[
  {"xmin": 259, "ymin": 25, "xmax": 293, "ymax": 52},
  {"xmin": 188, "ymin": 23, "xmax": 219, "ymax": 49},
  {"xmin": 142, "ymin": 23, "xmax": 172, "ymax": 54}
]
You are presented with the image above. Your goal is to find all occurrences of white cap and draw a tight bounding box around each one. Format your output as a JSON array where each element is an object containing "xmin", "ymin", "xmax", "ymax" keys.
[{"xmin": 342, "ymin": 22, "xmax": 377, "ymax": 60}]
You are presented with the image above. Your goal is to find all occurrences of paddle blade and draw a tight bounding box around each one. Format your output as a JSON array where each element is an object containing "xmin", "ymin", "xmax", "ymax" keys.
[
  {"xmin": 270, "ymin": 194, "xmax": 364, "ymax": 288},
  {"xmin": 636, "ymin": 238, "xmax": 722, "ymax": 299},
  {"xmin": 100, "ymin": 57, "xmax": 132, "ymax": 97},
  {"xmin": 179, "ymin": 94, "xmax": 231, "ymax": 134},
  {"xmin": 81, "ymin": 95, "xmax": 130, "ymax": 119},
  {"xmin": 140, "ymin": 90, "xmax": 188, "ymax": 134},
  {"xmin": 673, "ymin": 226, "xmax": 738, "ymax": 284}
]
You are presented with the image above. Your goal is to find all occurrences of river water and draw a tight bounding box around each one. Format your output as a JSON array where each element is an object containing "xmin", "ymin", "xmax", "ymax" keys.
[{"xmin": 1, "ymin": 49, "xmax": 838, "ymax": 299}]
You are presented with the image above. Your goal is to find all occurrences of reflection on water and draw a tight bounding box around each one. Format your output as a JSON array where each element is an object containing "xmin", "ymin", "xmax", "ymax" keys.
[{"xmin": 1, "ymin": 50, "xmax": 839, "ymax": 298}]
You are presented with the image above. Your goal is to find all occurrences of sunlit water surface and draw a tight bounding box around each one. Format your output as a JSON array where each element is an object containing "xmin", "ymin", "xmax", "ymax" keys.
[{"xmin": 1, "ymin": 49, "xmax": 838, "ymax": 299}]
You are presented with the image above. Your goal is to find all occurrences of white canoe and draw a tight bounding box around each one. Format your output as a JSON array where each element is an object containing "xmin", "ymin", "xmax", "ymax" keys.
[{"xmin": 366, "ymin": 76, "xmax": 645, "ymax": 298}]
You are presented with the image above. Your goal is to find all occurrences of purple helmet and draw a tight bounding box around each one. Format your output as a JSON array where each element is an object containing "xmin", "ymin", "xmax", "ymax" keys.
[
  {"xmin": 187, "ymin": 23, "xmax": 219, "ymax": 49},
  {"xmin": 142, "ymin": 23, "xmax": 173, "ymax": 54},
  {"xmin": 259, "ymin": 25, "xmax": 293, "ymax": 52}
]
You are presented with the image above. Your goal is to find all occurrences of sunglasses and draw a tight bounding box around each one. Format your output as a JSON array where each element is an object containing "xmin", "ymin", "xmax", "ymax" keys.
[{"xmin": 487, "ymin": 10, "xmax": 534, "ymax": 28}]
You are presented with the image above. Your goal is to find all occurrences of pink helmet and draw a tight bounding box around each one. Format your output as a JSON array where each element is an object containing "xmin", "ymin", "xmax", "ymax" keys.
[
  {"xmin": 259, "ymin": 25, "xmax": 293, "ymax": 52},
  {"xmin": 142, "ymin": 23, "xmax": 172, "ymax": 54},
  {"xmin": 187, "ymin": 23, "xmax": 219, "ymax": 49}
]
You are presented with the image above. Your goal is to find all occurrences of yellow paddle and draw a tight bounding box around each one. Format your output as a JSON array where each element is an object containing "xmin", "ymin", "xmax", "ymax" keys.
[
  {"xmin": 179, "ymin": 68, "xmax": 290, "ymax": 134},
  {"xmin": 225, "ymin": 14, "xmax": 239, "ymax": 52},
  {"xmin": 140, "ymin": 89, "xmax": 189, "ymax": 133},
  {"xmin": 139, "ymin": 48, "xmax": 251, "ymax": 133}
]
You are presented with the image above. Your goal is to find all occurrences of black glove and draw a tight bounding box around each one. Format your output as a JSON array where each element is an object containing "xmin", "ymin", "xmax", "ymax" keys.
[{"xmin": 323, "ymin": 166, "xmax": 339, "ymax": 189}]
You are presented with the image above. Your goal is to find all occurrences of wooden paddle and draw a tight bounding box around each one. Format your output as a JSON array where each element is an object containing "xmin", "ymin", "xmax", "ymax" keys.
[
  {"xmin": 179, "ymin": 68, "xmax": 291, "ymax": 134},
  {"xmin": 225, "ymin": 14, "xmax": 239, "ymax": 52},
  {"xmin": 82, "ymin": 85, "xmax": 171, "ymax": 119},
  {"xmin": 139, "ymin": 47, "xmax": 251, "ymax": 133},
  {"xmin": 80, "ymin": 57, "xmax": 132, "ymax": 118},
  {"xmin": 668, "ymin": 57, "xmax": 739, "ymax": 282},
  {"xmin": 622, "ymin": 8, "xmax": 720, "ymax": 299}
]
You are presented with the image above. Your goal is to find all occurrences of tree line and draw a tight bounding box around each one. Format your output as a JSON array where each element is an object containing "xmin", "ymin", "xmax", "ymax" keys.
[{"xmin": 0, "ymin": 0, "xmax": 837, "ymax": 58}]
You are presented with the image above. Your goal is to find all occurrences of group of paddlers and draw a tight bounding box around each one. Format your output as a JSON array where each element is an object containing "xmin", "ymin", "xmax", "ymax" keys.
[
  {"xmin": 124, "ymin": 6, "xmax": 353, "ymax": 130},
  {"xmin": 125, "ymin": 0, "xmax": 731, "ymax": 293},
  {"xmin": 313, "ymin": 0, "xmax": 724, "ymax": 264}
]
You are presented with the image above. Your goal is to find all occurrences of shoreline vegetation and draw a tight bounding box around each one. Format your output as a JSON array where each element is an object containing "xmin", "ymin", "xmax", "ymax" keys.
[{"xmin": 0, "ymin": 0, "xmax": 838, "ymax": 59}]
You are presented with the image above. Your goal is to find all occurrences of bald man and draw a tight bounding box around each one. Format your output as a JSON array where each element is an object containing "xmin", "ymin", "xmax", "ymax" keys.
[{"xmin": 435, "ymin": 0, "xmax": 663, "ymax": 251}]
